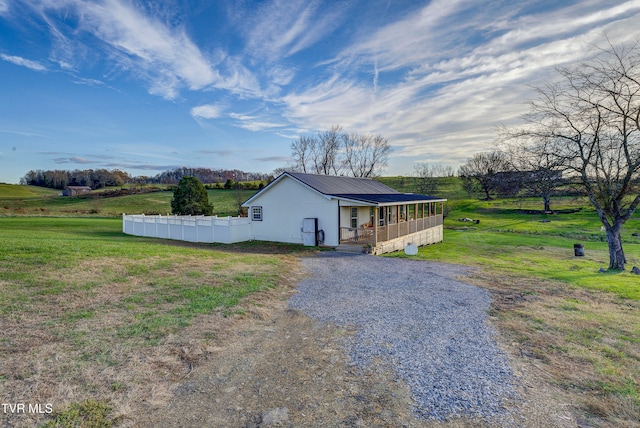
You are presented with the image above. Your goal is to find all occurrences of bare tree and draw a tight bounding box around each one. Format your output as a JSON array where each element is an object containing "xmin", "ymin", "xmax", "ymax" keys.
[
  {"xmin": 344, "ymin": 133, "xmax": 392, "ymax": 177},
  {"xmin": 315, "ymin": 125, "xmax": 344, "ymax": 175},
  {"xmin": 508, "ymin": 40, "xmax": 640, "ymax": 270},
  {"xmin": 290, "ymin": 136, "xmax": 316, "ymax": 173},
  {"xmin": 458, "ymin": 151, "xmax": 508, "ymax": 200},
  {"xmin": 289, "ymin": 125, "xmax": 391, "ymax": 177},
  {"xmin": 498, "ymin": 133, "xmax": 566, "ymax": 212}
]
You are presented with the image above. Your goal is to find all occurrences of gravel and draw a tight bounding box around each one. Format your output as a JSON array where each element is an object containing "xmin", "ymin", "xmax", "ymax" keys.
[{"xmin": 288, "ymin": 252, "xmax": 518, "ymax": 422}]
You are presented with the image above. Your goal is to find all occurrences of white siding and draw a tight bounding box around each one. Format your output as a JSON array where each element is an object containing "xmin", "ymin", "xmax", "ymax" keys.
[{"xmin": 247, "ymin": 176, "xmax": 339, "ymax": 246}]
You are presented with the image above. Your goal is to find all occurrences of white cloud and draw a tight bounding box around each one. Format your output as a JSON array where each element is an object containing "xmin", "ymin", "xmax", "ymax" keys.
[
  {"xmin": 77, "ymin": 0, "xmax": 215, "ymax": 93},
  {"xmin": 0, "ymin": 54, "xmax": 47, "ymax": 71},
  {"xmin": 278, "ymin": 0, "xmax": 640, "ymax": 173},
  {"xmin": 228, "ymin": 112, "xmax": 285, "ymax": 132},
  {"xmin": 53, "ymin": 156, "xmax": 92, "ymax": 164},
  {"xmin": 235, "ymin": 121, "xmax": 284, "ymax": 132},
  {"xmin": 29, "ymin": 0, "xmax": 229, "ymax": 99},
  {"xmin": 191, "ymin": 104, "xmax": 223, "ymax": 119}
]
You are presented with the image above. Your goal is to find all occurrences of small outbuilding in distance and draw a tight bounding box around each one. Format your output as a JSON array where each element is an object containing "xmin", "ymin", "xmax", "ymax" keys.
[
  {"xmin": 241, "ymin": 172, "xmax": 446, "ymax": 254},
  {"xmin": 62, "ymin": 186, "xmax": 93, "ymax": 196}
]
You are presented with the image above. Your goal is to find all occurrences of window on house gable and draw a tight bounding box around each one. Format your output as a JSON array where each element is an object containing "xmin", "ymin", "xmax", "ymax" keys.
[{"xmin": 251, "ymin": 206, "xmax": 263, "ymax": 221}]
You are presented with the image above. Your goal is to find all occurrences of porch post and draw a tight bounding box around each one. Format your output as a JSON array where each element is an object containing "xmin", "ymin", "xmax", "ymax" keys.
[
  {"xmin": 373, "ymin": 206, "xmax": 378, "ymax": 246},
  {"xmin": 385, "ymin": 207, "xmax": 389, "ymax": 241}
]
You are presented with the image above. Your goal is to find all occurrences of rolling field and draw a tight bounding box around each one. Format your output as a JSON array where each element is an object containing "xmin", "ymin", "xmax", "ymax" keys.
[
  {"xmin": 1, "ymin": 181, "xmax": 639, "ymax": 426},
  {"xmin": 0, "ymin": 185, "xmax": 257, "ymax": 217}
]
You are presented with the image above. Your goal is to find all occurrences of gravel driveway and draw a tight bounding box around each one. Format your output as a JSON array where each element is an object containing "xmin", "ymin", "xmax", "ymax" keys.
[{"xmin": 289, "ymin": 253, "xmax": 518, "ymax": 423}]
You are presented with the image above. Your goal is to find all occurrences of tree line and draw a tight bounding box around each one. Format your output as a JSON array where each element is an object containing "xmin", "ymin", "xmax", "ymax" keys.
[
  {"xmin": 21, "ymin": 167, "xmax": 270, "ymax": 190},
  {"xmin": 21, "ymin": 169, "xmax": 130, "ymax": 190}
]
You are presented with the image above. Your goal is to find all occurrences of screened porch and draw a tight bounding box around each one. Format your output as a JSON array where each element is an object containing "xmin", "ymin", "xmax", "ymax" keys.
[{"xmin": 339, "ymin": 200, "xmax": 445, "ymax": 246}]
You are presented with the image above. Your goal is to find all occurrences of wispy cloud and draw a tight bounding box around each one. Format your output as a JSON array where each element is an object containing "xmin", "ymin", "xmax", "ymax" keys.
[
  {"xmin": 191, "ymin": 104, "xmax": 223, "ymax": 120},
  {"xmin": 102, "ymin": 162, "xmax": 180, "ymax": 171},
  {"xmin": 280, "ymin": 0, "xmax": 640, "ymax": 167},
  {"xmin": 243, "ymin": 0, "xmax": 345, "ymax": 61},
  {"xmin": 253, "ymin": 155, "xmax": 291, "ymax": 163},
  {"xmin": 53, "ymin": 156, "xmax": 92, "ymax": 164},
  {"xmin": 197, "ymin": 149, "xmax": 234, "ymax": 156},
  {"xmin": 229, "ymin": 112, "xmax": 285, "ymax": 132},
  {"xmin": 26, "ymin": 0, "xmax": 243, "ymax": 99},
  {"xmin": 0, "ymin": 53, "xmax": 47, "ymax": 71},
  {"xmin": 73, "ymin": 0, "xmax": 215, "ymax": 98}
]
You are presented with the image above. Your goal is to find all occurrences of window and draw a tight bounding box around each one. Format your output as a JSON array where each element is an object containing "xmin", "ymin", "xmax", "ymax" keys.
[
  {"xmin": 251, "ymin": 206, "xmax": 263, "ymax": 221},
  {"xmin": 351, "ymin": 207, "xmax": 358, "ymax": 228}
]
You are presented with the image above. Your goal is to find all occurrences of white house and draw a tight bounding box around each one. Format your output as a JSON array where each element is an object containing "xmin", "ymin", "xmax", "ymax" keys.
[{"xmin": 241, "ymin": 172, "xmax": 446, "ymax": 254}]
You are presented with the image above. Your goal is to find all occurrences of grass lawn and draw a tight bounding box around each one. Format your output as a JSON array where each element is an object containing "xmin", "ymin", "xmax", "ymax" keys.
[{"xmin": 0, "ymin": 216, "xmax": 298, "ymax": 427}]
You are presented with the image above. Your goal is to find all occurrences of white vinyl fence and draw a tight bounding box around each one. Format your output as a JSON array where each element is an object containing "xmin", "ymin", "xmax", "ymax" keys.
[{"xmin": 122, "ymin": 214, "xmax": 252, "ymax": 244}]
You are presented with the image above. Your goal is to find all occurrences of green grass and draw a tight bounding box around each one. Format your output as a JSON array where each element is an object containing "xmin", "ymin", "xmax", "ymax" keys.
[
  {"xmin": 0, "ymin": 184, "xmax": 257, "ymax": 217},
  {"xmin": 0, "ymin": 216, "xmax": 282, "ymax": 326},
  {"xmin": 42, "ymin": 399, "xmax": 111, "ymax": 428},
  {"xmin": 0, "ymin": 183, "xmax": 59, "ymax": 198},
  {"xmin": 387, "ymin": 196, "xmax": 640, "ymax": 300}
]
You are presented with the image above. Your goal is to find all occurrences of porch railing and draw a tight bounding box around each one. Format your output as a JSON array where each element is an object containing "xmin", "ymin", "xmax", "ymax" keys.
[
  {"xmin": 340, "ymin": 214, "xmax": 443, "ymax": 245},
  {"xmin": 376, "ymin": 214, "xmax": 443, "ymax": 244},
  {"xmin": 339, "ymin": 227, "xmax": 374, "ymax": 245}
]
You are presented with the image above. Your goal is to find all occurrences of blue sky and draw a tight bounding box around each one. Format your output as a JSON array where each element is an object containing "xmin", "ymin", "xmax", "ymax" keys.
[{"xmin": 1, "ymin": 0, "xmax": 639, "ymax": 184}]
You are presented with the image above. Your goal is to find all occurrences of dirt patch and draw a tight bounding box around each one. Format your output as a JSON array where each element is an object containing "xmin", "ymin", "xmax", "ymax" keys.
[{"xmin": 139, "ymin": 305, "xmax": 424, "ymax": 427}]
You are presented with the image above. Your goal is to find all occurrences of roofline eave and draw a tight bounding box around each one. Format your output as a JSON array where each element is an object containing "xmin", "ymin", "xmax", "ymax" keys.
[{"xmin": 332, "ymin": 196, "xmax": 447, "ymax": 206}]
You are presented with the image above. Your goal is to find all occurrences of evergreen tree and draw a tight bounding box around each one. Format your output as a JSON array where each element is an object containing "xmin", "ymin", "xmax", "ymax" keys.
[{"xmin": 170, "ymin": 177, "xmax": 214, "ymax": 215}]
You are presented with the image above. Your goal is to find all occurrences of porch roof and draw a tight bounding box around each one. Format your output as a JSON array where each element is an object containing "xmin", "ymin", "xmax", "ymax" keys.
[{"xmin": 332, "ymin": 193, "xmax": 446, "ymax": 206}]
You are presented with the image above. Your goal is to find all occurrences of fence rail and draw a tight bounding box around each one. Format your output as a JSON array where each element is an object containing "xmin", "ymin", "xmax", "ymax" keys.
[{"xmin": 122, "ymin": 214, "xmax": 251, "ymax": 244}]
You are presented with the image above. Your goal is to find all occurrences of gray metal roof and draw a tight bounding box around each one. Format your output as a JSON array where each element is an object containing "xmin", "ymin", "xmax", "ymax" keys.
[
  {"xmin": 242, "ymin": 172, "xmax": 446, "ymax": 207},
  {"xmin": 287, "ymin": 172, "xmax": 399, "ymax": 195},
  {"xmin": 332, "ymin": 193, "xmax": 445, "ymax": 204}
]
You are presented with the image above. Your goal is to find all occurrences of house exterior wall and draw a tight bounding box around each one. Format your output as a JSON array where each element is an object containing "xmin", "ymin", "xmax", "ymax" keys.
[{"xmin": 246, "ymin": 176, "xmax": 340, "ymax": 246}]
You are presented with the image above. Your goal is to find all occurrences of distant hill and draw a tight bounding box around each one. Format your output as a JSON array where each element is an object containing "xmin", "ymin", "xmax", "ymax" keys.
[{"xmin": 0, "ymin": 183, "xmax": 59, "ymax": 198}]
